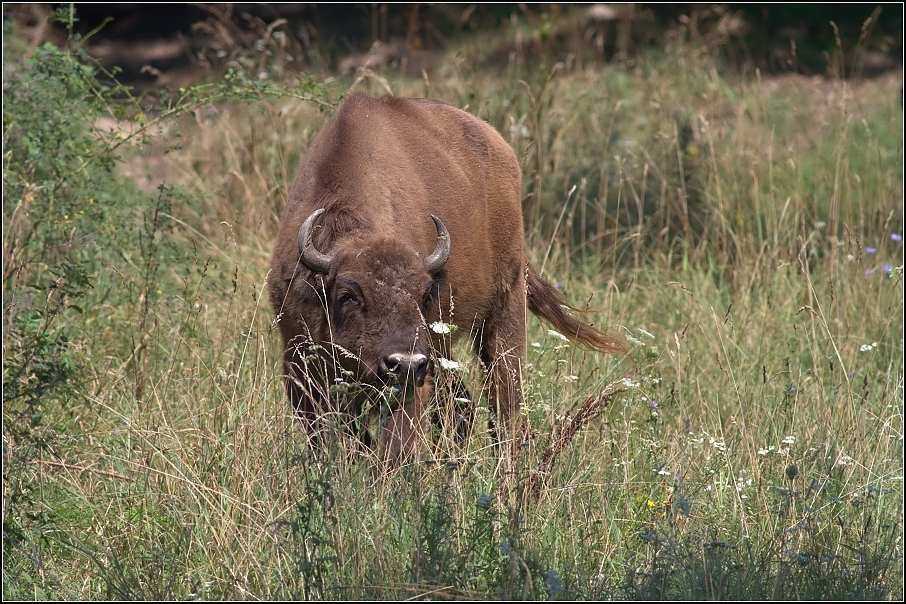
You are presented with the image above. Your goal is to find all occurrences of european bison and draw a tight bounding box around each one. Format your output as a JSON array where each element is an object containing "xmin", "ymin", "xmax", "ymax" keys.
[{"xmin": 269, "ymin": 92, "xmax": 623, "ymax": 460}]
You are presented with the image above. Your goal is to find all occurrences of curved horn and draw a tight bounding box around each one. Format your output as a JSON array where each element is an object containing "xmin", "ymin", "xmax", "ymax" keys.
[
  {"xmin": 297, "ymin": 208, "xmax": 333, "ymax": 273},
  {"xmin": 424, "ymin": 214, "xmax": 451, "ymax": 275}
]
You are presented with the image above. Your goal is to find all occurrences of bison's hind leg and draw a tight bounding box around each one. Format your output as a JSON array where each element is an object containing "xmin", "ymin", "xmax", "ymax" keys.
[{"xmin": 477, "ymin": 286, "xmax": 527, "ymax": 450}]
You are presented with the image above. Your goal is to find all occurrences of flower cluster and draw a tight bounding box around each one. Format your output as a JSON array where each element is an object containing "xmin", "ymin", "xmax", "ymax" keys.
[{"xmin": 853, "ymin": 232, "xmax": 902, "ymax": 277}]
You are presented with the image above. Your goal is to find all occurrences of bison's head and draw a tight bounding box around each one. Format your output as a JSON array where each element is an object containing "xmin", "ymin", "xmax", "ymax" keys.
[{"xmin": 297, "ymin": 209, "xmax": 450, "ymax": 398}]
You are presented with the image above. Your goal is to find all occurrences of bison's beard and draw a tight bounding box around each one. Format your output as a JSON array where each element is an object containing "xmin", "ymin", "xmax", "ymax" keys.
[
  {"xmin": 355, "ymin": 376, "xmax": 420, "ymax": 411},
  {"xmin": 332, "ymin": 350, "xmax": 427, "ymax": 410},
  {"xmin": 343, "ymin": 375, "xmax": 424, "ymax": 453},
  {"xmin": 332, "ymin": 367, "xmax": 421, "ymax": 412}
]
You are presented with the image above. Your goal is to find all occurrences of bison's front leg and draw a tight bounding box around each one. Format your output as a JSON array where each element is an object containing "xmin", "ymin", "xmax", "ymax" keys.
[
  {"xmin": 380, "ymin": 381, "xmax": 433, "ymax": 465},
  {"xmin": 284, "ymin": 350, "xmax": 329, "ymax": 443}
]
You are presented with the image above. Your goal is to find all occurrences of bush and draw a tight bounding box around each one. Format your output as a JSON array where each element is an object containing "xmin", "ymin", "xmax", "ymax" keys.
[
  {"xmin": 2, "ymin": 12, "xmax": 328, "ymax": 590},
  {"xmin": 3, "ymin": 14, "xmax": 136, "ymax": 550}
]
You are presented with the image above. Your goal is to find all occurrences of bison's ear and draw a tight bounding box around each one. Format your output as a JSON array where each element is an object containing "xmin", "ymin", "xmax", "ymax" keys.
[{"xmin": 277, "ymin": 260, "xmax": 327, "ymax": 303}]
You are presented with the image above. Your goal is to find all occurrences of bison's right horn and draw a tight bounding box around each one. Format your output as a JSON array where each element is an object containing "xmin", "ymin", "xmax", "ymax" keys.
[
  {"xmin": 424, "ymin": 215, "xmax": 451, "ymax": 275},
  {"xmin": 297, "ymin": 208, "xmax": 333, "ymax": 273}
]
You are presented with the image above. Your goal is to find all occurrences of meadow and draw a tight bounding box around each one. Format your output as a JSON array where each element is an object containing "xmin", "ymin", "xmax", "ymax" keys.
[{"xmin": 3, "ymin": 7, "xmax": 903, "ymax": 599}]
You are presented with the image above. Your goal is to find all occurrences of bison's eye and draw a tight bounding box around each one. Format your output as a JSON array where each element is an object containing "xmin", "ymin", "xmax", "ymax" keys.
[
  {"xmin": 337, "ymin": 291, "xmax": 360, "ymax": 307},
  {"xmin": 332, "ymin": 279, "xmax": 364, "ymax": 316},
  {"xmin": 421, "ymin": 280, "xmax": 440, "ymax": 310}
]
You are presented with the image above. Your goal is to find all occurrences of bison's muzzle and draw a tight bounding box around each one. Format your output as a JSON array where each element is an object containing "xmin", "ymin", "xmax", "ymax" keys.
[{"xmin": 379, "ymin": 352, "xmax": 429, "ymax": 388}]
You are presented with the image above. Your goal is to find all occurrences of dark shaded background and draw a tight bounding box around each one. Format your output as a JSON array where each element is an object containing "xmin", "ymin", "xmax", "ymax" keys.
[{"xmin": 6, "ymin": 3, "xmax": 902, "ymax": 88}]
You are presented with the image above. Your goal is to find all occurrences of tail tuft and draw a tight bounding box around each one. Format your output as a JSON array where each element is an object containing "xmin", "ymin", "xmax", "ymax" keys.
[{"xmin": 525, "ymin": 264, "xmax": 626, "ymax": 354}]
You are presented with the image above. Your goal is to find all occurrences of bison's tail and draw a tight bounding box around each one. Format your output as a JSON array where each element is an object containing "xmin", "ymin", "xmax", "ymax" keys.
[{"xmin": 525, "ymin": 264, "xmax": 626, "ymax": 354}]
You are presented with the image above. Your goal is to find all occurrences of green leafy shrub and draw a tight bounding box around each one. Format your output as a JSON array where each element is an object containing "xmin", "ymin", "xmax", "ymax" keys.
[
  {"xmin": 3, "ymin": 16, "xmax": 135, "ymax": 550},
  {"xmin": 2, "ymin": 11, "xmax": 329, "ymax": 592}
]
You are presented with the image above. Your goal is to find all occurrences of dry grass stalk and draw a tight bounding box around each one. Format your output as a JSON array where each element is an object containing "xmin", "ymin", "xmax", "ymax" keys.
[{"xmin": 526, "ymin": 383, "xmax": 626, "ymax": 497}]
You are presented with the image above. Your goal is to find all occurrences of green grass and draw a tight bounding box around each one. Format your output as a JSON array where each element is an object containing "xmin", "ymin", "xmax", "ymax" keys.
[{"xmin": 3, "ymin": 9, "xmax": 903, "ymax": 600}]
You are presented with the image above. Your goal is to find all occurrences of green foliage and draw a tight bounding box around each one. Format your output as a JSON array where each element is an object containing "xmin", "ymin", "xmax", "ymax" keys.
[
  {"xmin": 273, "ymin": 470, "xmax": 339, "ymax": 600},
  {"xmin": 2, "ymin": 10, "xmax": 332, "ymax": 598},
  {"xmin": 3, "ymin": 28, "xmax": 122, "ymax": 557}
]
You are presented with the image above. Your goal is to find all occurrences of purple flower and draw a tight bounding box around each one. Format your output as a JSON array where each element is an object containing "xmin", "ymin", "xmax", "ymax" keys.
[
  {"xmin": 883, "ymin": 263, "xmax": 892, "ymax": 273},
  {"xmin": 866, "ymin": 247, "xmax": 877, "ymax": 254},
  {"xmin": 892, "ymin": 233, "xmax": 902, "ymax": 242},
  {"xmin": 863, "ymin": 268, "xmax": 876, "ymax": 276},
  {"xmin": 649, "ymin": 400, "xmax": 659, "ymax": 409}
]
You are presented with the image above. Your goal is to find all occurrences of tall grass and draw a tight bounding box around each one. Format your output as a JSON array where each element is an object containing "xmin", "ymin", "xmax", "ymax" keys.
[{"xmin": 3, "ymin": 8, "xmax": 902, "ymax": 600}]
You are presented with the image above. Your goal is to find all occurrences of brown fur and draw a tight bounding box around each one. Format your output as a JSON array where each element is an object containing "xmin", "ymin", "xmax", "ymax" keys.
[{"xmin": 269, "ymin": 93, "xmax": 623, "ymax": 461}]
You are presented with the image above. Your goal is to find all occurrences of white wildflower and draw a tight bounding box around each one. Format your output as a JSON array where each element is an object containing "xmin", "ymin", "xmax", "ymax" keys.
[
  {"xmin": 437, "ymin": 358, "xmax": 461, "ymax": 371},
  {"xmin": 430, "ymin": 321, "xmax": 454, "ymax": 335},
  {"xmin": 836, "ymin": 452, "xmax": 853, "ymax": 466},
  {"xmin": 708, "ymin": 436, "xmax": 726, "ymax": 451},
  {"xmin": 548, "ymin": 329, "xmax": 570, "ymax": 342},
  {"xmin": 625, "ymin": 334, "xmax": 644, "ymax": 346},
  {"xmin": 735, "ymin": 476, "xmax": 752, "ymax": 498},
  {"xmin": 637, "ymin": 328, "xmax": 655, "ymax": 340}
]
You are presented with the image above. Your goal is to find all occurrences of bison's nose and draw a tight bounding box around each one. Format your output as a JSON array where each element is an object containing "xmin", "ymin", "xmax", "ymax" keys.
[{"xmin": 380, "ymin": 353, "xmax": 429, "ymax": 387}]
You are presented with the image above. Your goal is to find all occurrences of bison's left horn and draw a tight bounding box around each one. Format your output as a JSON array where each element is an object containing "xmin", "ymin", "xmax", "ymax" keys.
[
  {"xmin": 297, "ymin": 208, "xmax": 333, "ymax": 273},
  {"xmin": 424, "ymin": 215, "xmax": 451, "ymax": 275}
]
